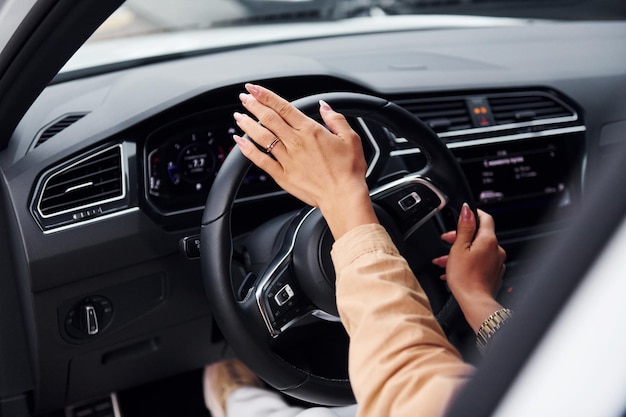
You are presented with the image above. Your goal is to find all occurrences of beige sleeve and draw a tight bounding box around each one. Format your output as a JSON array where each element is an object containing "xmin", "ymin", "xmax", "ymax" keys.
[{"xmin": 331, "ymin": 224, "xmax": 474, "ymax": 417}]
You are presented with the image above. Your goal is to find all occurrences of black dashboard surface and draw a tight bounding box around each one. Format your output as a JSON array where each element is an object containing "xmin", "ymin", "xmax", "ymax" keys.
[{"xmin": 2, "ymin": 19, "xmax": 626, "ymax": 413}]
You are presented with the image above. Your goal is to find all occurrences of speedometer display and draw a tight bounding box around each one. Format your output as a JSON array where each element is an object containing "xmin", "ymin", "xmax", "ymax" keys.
[
  {"xmin": 144, "ymin": 110, "xmax": 281, "ymax": 214},
  {"xmin": 148, "ymin": 128, "xmax": 230, "ymax": 197},
  {"xmin": 143, "ymin": 108, "xmax": 377, "ymax": 215}
]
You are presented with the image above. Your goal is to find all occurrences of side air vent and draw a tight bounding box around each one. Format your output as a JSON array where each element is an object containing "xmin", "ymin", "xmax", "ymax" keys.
[
  {"xmin": 34, "ymin": 145, "xmax": 128, "ymax": 230},
  {"xmin": 488, "ymin": 94, "xmax": 574, "ymax": 125},
  {"xmin": 33, "ymin": 113, "xmax": 88, "ymax": 148},
  {"xmin": 399, "ymin": 98, "xmax": 472, "ymax": 133}
]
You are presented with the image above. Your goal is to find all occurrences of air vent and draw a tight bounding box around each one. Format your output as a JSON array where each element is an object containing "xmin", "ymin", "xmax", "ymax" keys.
[
  {"xmin": 399, "ymin": 98, "xmax": 472, "ymax": 133},
  {"xmin": 396, "ymin": 91, "xmax": 578, "ymax": 140},
  {"xmin": 488, "ymin": 94, "xmax": 574, "ymax": 125},
  {"xmin": 34, "ymin": 113, "xmax": 88, "ymax": 148},
  {"xmin": 37, "ymin": 145, "xmax": 125, "ymax": 221}
]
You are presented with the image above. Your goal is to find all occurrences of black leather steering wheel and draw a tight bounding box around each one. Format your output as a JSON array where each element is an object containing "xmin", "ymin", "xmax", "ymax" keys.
[{"xmin": 201, "ymin": 92, "xmax": 477, "ymax": 406}]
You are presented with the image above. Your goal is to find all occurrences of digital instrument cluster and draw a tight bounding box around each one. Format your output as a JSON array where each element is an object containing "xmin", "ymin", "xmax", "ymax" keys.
[{"xmin": 144, "ymin": 110, "xmax": 281, "ymax": 214}]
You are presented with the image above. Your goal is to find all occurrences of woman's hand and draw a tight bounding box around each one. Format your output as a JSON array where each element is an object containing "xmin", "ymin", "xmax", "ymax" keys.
[
  {"xmin": 233, "ymin": 83, "xmax": 378, "ymax": 239},
  {"xmin": 432, "ymin": 205, "xmax": 507, "ymax": 332}
]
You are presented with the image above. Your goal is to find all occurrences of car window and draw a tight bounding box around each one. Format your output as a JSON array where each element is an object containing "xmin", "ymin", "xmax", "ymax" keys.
[{"xmin": 0, "ymin": 0, "xmax": 37, "ymax": 51}]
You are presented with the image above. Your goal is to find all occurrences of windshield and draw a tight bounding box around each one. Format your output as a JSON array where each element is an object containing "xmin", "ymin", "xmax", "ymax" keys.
[
  {"xmin": 58, "ymin": 0, "xmax": 624, "ymax": 75},
  {"xmin": 89, "ymin": 0, "xmax": 626, "ymax": 43}
]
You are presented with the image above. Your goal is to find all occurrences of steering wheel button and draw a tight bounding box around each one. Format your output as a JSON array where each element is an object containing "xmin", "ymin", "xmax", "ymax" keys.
[
  {"xmin": 398, "ymin": 192, "xmax": 421, "ymax": 211},
  {"xmin": 274, "ymin": 284, "xmax": 295, "ymax": 306}
]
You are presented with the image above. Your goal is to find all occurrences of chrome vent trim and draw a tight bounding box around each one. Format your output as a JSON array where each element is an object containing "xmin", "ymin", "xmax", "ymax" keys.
[
  {"xmin": 33, "ymin": 113, "xmax": 89, "ymax": 148},
  {"xmin": 36, "ymin": 145, "xmax": 126, "ymax": 221},
  {"xmin": 395, "ymin": 91, "xmax": 578, "ymax": 139},
  {"xmin": 390, "ymin": 125, "xmax": 587, "ymax": 157}
]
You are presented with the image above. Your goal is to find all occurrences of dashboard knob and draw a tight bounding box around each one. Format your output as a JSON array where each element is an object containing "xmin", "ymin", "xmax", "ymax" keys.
[{"xmin": 65, "ymin": 296, "xmax": 113, "ymax": 340}]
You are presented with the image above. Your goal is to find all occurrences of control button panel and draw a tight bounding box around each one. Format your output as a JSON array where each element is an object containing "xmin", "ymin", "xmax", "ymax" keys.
[
  {"xmin": 398, "ymin": 191, "xmax": 422, "ymax": 211},
  {"xmin": 378, "ymin": 183, "xmax": 443, "ymax": 230},
  {"xmin": 265, "ymin": 278, "xmax": 309, "ymax": 331},
  {"xmin": 274, "ymin": 284, "xmax": 295, "ymax": 306}
]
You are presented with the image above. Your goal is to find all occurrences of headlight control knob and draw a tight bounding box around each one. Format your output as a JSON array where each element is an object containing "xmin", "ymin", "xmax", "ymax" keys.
[{"xmin": 65, "ymin": 296, "xmax": 113, "ymax": 339}]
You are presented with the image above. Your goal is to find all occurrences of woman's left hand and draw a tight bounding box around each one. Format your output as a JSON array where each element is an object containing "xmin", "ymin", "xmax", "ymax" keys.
[{"xmin": 233, "ymin": 84, "xmax": 378, "ymax": 239}]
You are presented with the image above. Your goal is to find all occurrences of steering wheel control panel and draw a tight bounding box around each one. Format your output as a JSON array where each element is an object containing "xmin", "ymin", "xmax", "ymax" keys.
[
  {"xmin": 372, "ymin": 176, "xmax": 447, "ymax": 239},
  {"xmin": 261, "ymin": 268, "xmax": 311, "ymax": 335}
]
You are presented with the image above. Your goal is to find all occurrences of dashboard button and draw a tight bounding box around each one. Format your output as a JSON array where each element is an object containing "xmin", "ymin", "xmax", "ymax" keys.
[{"xmin": 180, "ymin": 235, "xmax": 201, "ymax": 259}]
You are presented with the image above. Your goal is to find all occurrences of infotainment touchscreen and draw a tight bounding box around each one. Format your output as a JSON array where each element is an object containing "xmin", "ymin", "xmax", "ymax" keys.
[{"xmin": 452, "ymin": 139, "xmax": 578, "ymax": 232}]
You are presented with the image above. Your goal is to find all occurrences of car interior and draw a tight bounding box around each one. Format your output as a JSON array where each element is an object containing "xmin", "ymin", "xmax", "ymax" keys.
[{"xmin": 0, "ymin": 0, "xmax": 625, "ymax": 416}]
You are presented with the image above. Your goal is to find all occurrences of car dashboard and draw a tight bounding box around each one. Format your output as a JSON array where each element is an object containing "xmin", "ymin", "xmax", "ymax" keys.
[{"xmin": 1, "ymin": 18, "xmax": 625, "ymax": 414}]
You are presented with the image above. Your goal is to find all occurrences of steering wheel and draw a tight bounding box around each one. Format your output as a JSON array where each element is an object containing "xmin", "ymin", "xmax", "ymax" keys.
[{"xmin": 201, "ymin": 92, "xmax": 477, "ymax": 406}]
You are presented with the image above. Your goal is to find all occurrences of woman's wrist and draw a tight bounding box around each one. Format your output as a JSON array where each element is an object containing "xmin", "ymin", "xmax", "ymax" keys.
[
  {"xmin": 456, "ymin": 293, "xmax": 513, "ymax": 354},
  {"xmin": 475, "ymin": 308, "xmax": 514, "ymax": 354},
  {"xmin": 318, "ymin": 184, "xmax": 378, "ymax": 239},
  {"xmin": 455, "ymin": 293, "xmax": 504, "ymax": 334}
]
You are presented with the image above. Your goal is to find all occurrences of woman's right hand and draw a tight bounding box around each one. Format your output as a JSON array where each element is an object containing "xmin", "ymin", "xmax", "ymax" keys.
[{"xmin": 433, "ymin": 205, "xmax": 507, "ymax": 332}]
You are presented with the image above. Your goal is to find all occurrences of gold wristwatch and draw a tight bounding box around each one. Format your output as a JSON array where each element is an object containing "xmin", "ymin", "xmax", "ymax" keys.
[{"xmin": 476, "ymin": 308, "xmax": 514, "ymax": 354}]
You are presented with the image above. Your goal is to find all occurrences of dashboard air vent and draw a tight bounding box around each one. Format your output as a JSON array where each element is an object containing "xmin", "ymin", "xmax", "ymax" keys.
[
  {"xmin": 38, "ymin": 145, "xmax": 124, "ymax": 218},
  {"xmin": 34, "ymin": 113, "xmax": 88, "ymax": 148},
  {"xmin": 395, "ymin": 91, "xmax": 578, "ymax": 141},
  {"xmin": 399, "ymin": 98, "xmax": 472, "ymax": 133},
  {"xmin": 488, "ymin": 94, "xmax": 574, "ymax": 125}
]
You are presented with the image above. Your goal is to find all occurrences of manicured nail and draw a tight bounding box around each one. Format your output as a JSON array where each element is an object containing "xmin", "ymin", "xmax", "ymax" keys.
[
  {"xmin": 319, "ymin": 99, "xmax": 332, "ymax": 111},
  {"xmin": 233, "ymin": 112, "xmax": 244, "ymax": 122},
  {"xmin": 233, "ymin": 134, "xmax": 246, "ymax": 146},
  {"xmin": 460, "ymin": 202, "xmax": 471, "ymax": 221},
  {"xmin": 432, "ymin": 256, "xmax": 448, "ymax": 267},
  {"xmin": 245, "ymin": 83, "xmax": 260, "ymax": 96},
  {"xmin": 239, "ymin": 93, "xmax": 250, "ymax": 104}
]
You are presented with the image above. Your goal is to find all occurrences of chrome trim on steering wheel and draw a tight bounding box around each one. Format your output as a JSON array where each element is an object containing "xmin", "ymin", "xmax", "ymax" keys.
[
  {"xmin": 370, "ymin": 174, "xmax": 449, "ymax": 239},
  {"xmin": 254, "ymin": 207, "xmax": 317, "ymax": 337},
  {"xmin": 254, "ymin": 173, "xmax": 448, "ymax": 337}
]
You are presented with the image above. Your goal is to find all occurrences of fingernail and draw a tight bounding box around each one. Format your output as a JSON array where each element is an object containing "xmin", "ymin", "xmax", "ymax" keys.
[
  {"xmin": 461, "ymin": 202, "xmax": 471, "ymax": 221},
  {"xmin": 319, "ymin": 99, "xmax": 332, "ymax": 111},
  {"xmin": 433, "ymin": 256, "xmax": 448, "ymax": 267},
  {"xmin": 233, "ymin": 112, "xmax": 243, "ymax": 122},
  {"xmin": 233, "ymin": 134, "xmax": 246, "ymax": 146},
  {"xmin": 245, "ymin": 83, "xmax": 260, "ymax": 96},
  {"xmin": 238, "ymin": 93, "xmax": 250, "ymax": 104}
]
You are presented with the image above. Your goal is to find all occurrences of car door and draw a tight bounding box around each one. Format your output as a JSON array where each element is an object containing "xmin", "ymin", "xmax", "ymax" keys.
[{"xmin": 0, "ymin": 1, "xmax": 121, "ymax": 415}]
